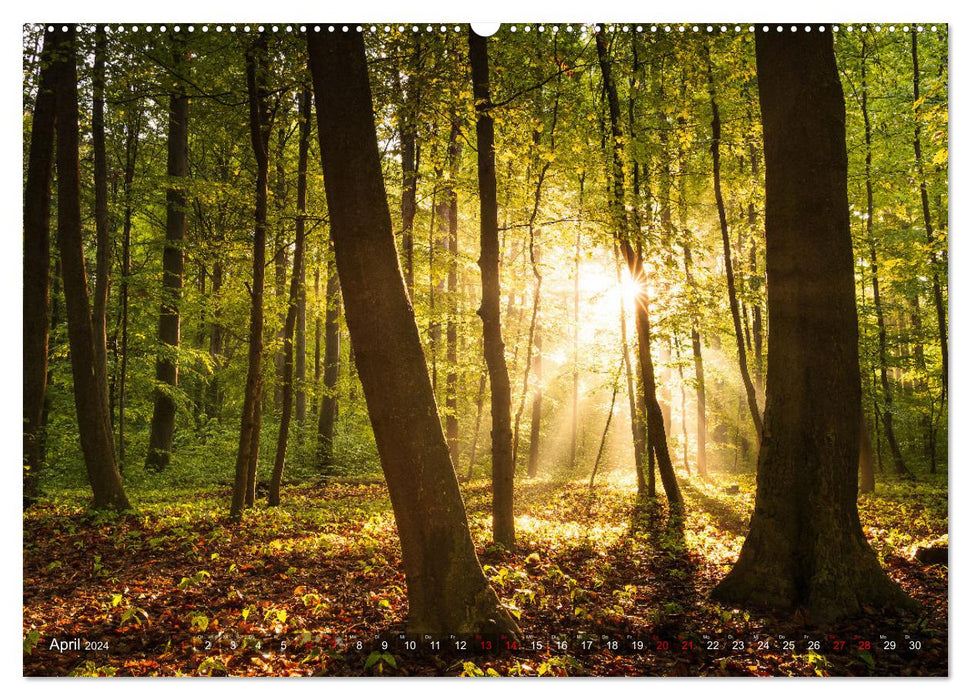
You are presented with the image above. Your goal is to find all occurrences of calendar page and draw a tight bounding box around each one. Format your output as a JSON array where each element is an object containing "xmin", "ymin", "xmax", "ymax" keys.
[{"xmin": 22, "ymin": 20, "xmax": 948, "ymax": 679}]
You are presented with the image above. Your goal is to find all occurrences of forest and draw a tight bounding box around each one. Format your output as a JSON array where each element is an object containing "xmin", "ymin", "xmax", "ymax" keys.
[{"xmin": 22, "ymin": 22, "xmax": 947, "ymax": 677}]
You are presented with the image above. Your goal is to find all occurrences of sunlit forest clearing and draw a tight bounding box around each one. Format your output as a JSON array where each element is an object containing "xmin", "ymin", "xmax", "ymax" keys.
[{"xmin": 23, "ymin": 22, "xmax": 947, "ymax": 677}]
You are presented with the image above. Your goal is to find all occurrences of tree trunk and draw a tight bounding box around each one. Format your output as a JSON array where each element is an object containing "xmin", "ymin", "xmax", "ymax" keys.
[
  {"xmin": 23, "ymin": 27, "xmax": 58, "ymax": 503},
  {"xmin": 706, "ymin": 48, "xmax": 762, "ymax": 439},
  {"xmin": 316, "ymin": 251, "xmax": 341, "ymax": 468},
  {"xmin": 910, "ymin": 26, "xmax": 947, "ymax": 393},
  {"xmin": 273, "ymin": 114, "xmax": 289, "ymax": 411},
  {"xmin": 146, "ymin": 37, "xmax": 189, "ymax": 471},
  {"xmin": 444, "ymin": 115, "xmax": 462, "ymax": 466},
  {"xmin": 91, "ymin": 25, "xmax": 112, "ymax": 443},
  {"xmin": 614, "ymin": 242, "xmax": 647, "ymax": 491},
  {"xmin": 470, "ymin": 31, "xmax": 516, "ymax": 548},
  {"xmin": 269, "ymin": 87, "xmax": 310, "ymax": 506},
  {"xmin": 53, "ymin": 25, "xmax": 130, "ymax": 511},
  {"xmin": 398, "ymin": 41, "xmax": 422, "ymax": 298},
  {"xmin": 711, "ymin": 30, "xmax": 913, "ymax": 622},
  {"xmin": 231, "ymin": 36, "xmax": 272, "ymax": 520},
  {"xmin": 117, "ymin": 92, "xmax": 140, "ymax": 465},
  {"xmin": 295, "ymin": 88, "xmax": 310, "ymax": 423},
  {"xmin": 861, "ymin": 38, "xmax": 910, "ymax": 478},
  {"xmin": 596, "ymin": 31, "xmax": 682, "ymax": 509},
  {"xmin": 307, "ymin": 29, "xmax": 518, "ymax": 636},
  {"xmin": 860, "ymin": 407, "xmax": 876, "ymax": 494}
]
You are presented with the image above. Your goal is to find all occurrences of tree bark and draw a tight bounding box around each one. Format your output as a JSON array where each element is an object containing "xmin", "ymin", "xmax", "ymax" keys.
[
  {"xmin": 146, "ymin": 37, "xmax": 189, "ymax": 471},
  {"xmin": 23, "ymin": 27, "xmax": 58, "ymax": 503},
  {"xmin": 470, "ymin": 31, "xmax": 516, "ymax": 548},
  {"xmin": 231, "ymin": 35, "xmax": 272, "ymax": 520},
  {"xmin": 307, "ymin": 29, "xmax": 518, "ymax": 636},
  {"xmin": 269, "ymin": 87, "xmax": 311, "ymax": 506},
  {"xmin": 398, "ymin": 41, "xmax": 422, "ymax": 297},
  {"xmin": 53, "ymin": 25, "xmax": 130, "ymax": 511},
  {"xmin": 712, "ymin": 30, "xmax": 913, "ymax": 622},
  {"xmin": 706, "ymin": 48, "xmax": 763, "ymax": 439}
]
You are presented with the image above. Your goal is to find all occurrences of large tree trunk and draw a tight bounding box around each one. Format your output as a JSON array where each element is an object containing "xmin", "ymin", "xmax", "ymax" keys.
[
  {"xmin": 231, "ymin": 36, "xmax": 272, "ymax": 520},
  {"xmin": 269, "ymin": 87, "xmax": 311, "ymax": 506},
  {"xmin": 53, "ymin": 25, "xmax": 130, "ymax": 511},
  {"xmin": 146, "ymin": 38, "xmax": 189, "ymax": 471},
  {"xmin": 469, "ymin": 31, "xmax": 516, "ymax": 548},
  {"xmin": 316, "ymin": 251, "xmax": 341, "ymax": 468},
  {"xmin": 307, "ymin": 29, "xmax": 518, "ymax": 636},
  {"xmin": 596, "ymin": 31, "xmax": 682, "ymax": 509},
  {"xmin": 706, "ymin": 48, "xmax": 762, "ymax": 439},
  {"xmin": 711, "ymin": 30, "xmax": 913, "ymax": 622},
  {"xmin": 910, "ymin": 27, "xmax": 948, "ymax": 393},
  {"xmin": 23, "ymin": 27, "xmax": 58, "ymax": 504}
]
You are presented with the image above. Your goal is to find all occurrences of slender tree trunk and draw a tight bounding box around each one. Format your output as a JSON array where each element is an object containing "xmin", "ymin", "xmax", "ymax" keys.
[
  {"xmin": 273, "ymin": 114, "xmax": 289, "ymax": 411},
  {"xmin": 269, "ymin": 88, "xmax": 311, "ymax": 506},
  {"xmin": 295, "ymin": 90, "xmax": 310, "ymax": 423},
  {"xmin": 860, "ymin": 407, "xmax": 876, "ymax": 494},
  {"xmin": 466, "ymin": 371, "xmax": 487, "ymax": 481},
  {"xmin": 861, "ymin": 38, "xmax": 909, "ymax": 477},
  {"xmin": 117, "ymin": 96, "xmax": 140, "ymax": 465},
  {"xmin": 570, "ymin": 178, "xmax": 583, "ymax": 471},
  {"xmin": 910, "ymin": 26, "xmax": 948, "ymax": 393},
  {"xmin": 205, "ymin": 260, "xmax": 223, "ymax": 420},
  {"xmin": 317, "ymin": 251, "xmax": 341, "ymax": 467},
  {"xmin": 231, "ymin": 36, "xmax": 272, "ymax": 520},
  {"xmin": 596, "ymin": 31, "xmax": 682, "ymax": 509},
  {"xmin": 91, "ymin": 25, "xmax": 112, "ymax": 443},
  {"xmin": 590, "ymin": 360, "xmax": 623, "ymax": 487},
  {"xmin": 307, "ymin": 29, "xmax": 518, "ymax": 636},
  {"xmin": 53, "ymin": 25, "xmax": 130, "ymax": 511},
  {"xmin": 398, "ymin": 42, "xmax": 422, "ymax": 297},
  {"xmin": 444, "ymin": 115, "xmax": 462, "ymax": 466},
  {"xmin": 470, "ymin": 31, "xmax": 516, "ymax": 548},
  {"xmin": 23, "ymin": 27, "xmax": 58, "ymax": 503},
  {"xmin": 712, "ymin": 30, "xmax": 913, "ymax": 621},
  {"xmin": 314, "ymin": 259, "xmax": 321, "ymax": 384},
  {"xmin": 706, "ymin": 48, "xmax": 762, "ymax": 439},
  {"xmin": 615, "ymin": 243, "xmax": 647, "ymax": 491},
  {"xmin": 146, "ymin": 37, "xmax": 189, "ymax": 471}
]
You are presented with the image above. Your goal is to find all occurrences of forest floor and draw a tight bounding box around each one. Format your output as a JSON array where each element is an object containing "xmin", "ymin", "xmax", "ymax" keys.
[{"xmin": 23, "ymin": 472, "xmax": 948, "ymax": 677}]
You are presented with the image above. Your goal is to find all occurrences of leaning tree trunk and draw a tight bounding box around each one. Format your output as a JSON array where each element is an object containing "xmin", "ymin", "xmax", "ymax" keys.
[
  {"xmin": 470, "ymin": 31, "xmax": 516, "ymax": 548},
  {"xmin": 23, "ymin": 27, "xmax": 58, "ymax": 504},
  {"xmin": 269, "ymin": 86, "xmax": 311, "ymax": 506},
  {"xmin": 307, "ymin": 28, "xmax": 518, "ymax": 637},
  {"xmin": 231, "ymin": 36, "xmax": 272, "ymax": 521},
  {"xmin": 706, "ymin": 48, "xmax": 762, "ymax": 439},
  {"xmin": 146, "ymin": 37, "xmax": 189, "ymax": 471},
  {"xmin": 53, "ymin": 25, "xmax": 130, "ymax": 511},
  {"xmin": 711, "ymin": 29, "xmax": 913, "ymax": 622}
]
